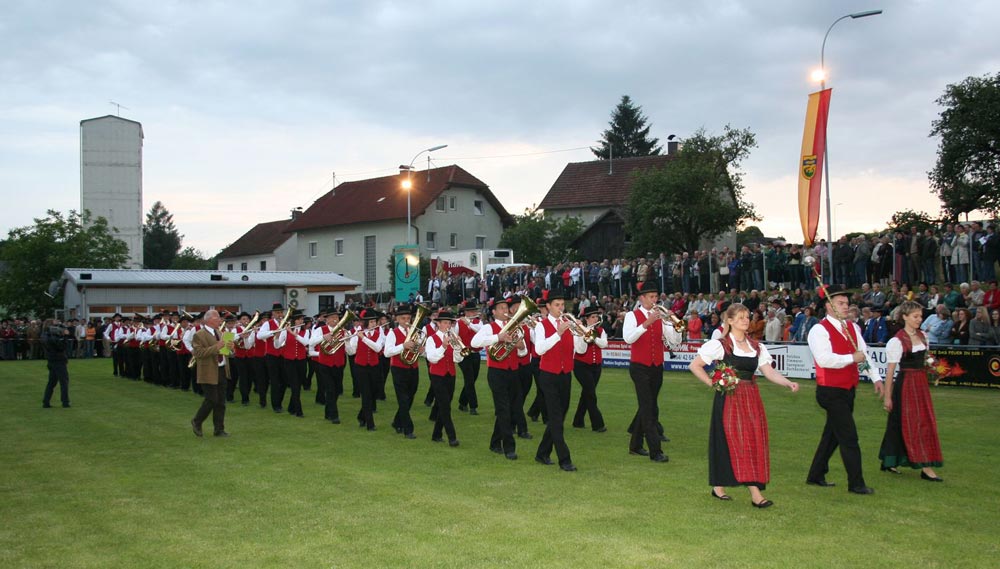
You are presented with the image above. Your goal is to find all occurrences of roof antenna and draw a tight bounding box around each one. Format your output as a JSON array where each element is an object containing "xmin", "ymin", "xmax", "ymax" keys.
[{"xmin": 109, "ymin": 101, "xmax": 129, "ymax": 116}]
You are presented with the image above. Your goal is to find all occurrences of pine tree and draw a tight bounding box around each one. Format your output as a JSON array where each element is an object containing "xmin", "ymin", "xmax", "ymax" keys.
[
  {"xmin": 142, "ymin": 201, "xmax": 182, "ymax": 269},
  {"xmin": 591, "ymin": 95, "xmax": 663, "ymax": 159}
]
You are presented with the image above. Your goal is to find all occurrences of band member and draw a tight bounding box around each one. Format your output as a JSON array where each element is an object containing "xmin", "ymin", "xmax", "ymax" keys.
[
  {"xmin": 422, "ymin": 311, "xmax": 439, "ymax": 411},
  {"xmin": 309, "ymin": 311, "xmax": 349, "ymax": 424},
  {"xmin": 222, "ymin": 314, "xmax": 240, "ymax": 402},
  {"xmin": 572, "ymin": 306, "xmax": 608, "ymax": 432},
  {"xmin": 276, "ymin": 311, "xmax": 310, "ymax": 418},
  {"xmin": 425, "ymin": 310, "xmax": 464, "ymax": 446},
  {"xmin": 509, "ymin": 295, "xmax": 532, "ymax": 439},
  {"xmin": 623, "ymin": 281, "xmax": 678, "ymax": 462},
  {"xmin": 526, "ymin": 298, "xmax": 549, "ymax": 423},
  {"xmin": 158, "ymin": 313, "xmax": 178, "ymax": 388},
  {"xmin": 471, "ymin": 297, "xmax": 526, "ymax": 460},
  {"xmin": 806, "ymin": 284, "xmax": 884, "ymax": 494},
  {"xmin": 190, "ymin": 309, "xmax": 232, "ymax": 438},
  {"xmin": 310, "ymin": 314, "xmax": 327, "ymax": 406},
  {"xmin": 350, "ymin": 309, "xmax": 385, "ymax": 431},
  {"xmin": 175, "ymin": 315, "xmax": 194, "ymax": 391},
  {"xmin": 383, "ymin": 306, "xmax": 422, "ymax": 439},
  {"xmin": 376, "ymin": 312, "xmax": 392, "ymax": 407},
  {"xmin": 457, "ymin": 300, "xmax": 483, "ymax": 415},
  {"xmin": 256, "ymin": 303, "xmax": 287, "ymax": 413},
  {"xmin": 249, "ymin": 312, "xmax": 269, "ymax": 408},
  {"xmin": 349, "ymin": 309, "xmax": 363, "ymax": 399},
  {"xmin": 233, "ymin": 312, "xmax": 254, "ymax": 405},
  {"xmin": 533, "ymin": 293, "xmax": 577, "ymax": 471},
  {"xmin": 105, "ymin": 313, "xmax": 125, "ymax": 377}
]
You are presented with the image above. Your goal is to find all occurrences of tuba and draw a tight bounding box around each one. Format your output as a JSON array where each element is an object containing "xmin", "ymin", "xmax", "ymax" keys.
[
  {"xmin": 488, "ymin": 296, "xmax": 538, "ymax": 362},
  {"xmin": 400, "ymin": 304, "xmax": 431, "ymax": 365},
  {"xmin": 319, "ymin": 310, "xmax": 358, "ymax": 355}
]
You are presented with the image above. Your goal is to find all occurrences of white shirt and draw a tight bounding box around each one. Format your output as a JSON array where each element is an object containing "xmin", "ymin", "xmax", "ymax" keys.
[
  {"xmin": 383, "ymin": 325, "xmax": 408, "ymax": 358},
  {"xmin": 807, "ymin": 315, "xmax": 883, "ymax": 382},
  {"xmin": 696, "ymin": 334, "xmax": 773, "ymax": 369},
  {"xmin": 534, "ymin": 314, "xmax": 566, "ymax": 355},
  {"xmin": 425, "ymin": 331, "xmax": 465, "ymax": 364},
  {"xmin": 256, "ymin": 319, "xmax": 280, "ymax": 341},
  {"xmin": 470, "ymin": 319, "xmax": 527, "ymax": 357},
  {"xmin": 182, "ymin": 327, "xmax": 196, "ymax": 352},
  {"xmin": 275, "ymin": 328, "xmax": 310, "ymax": 350},
  {"xmin": 574, "ymin": 327, "xmax": 608, "ymax": 353},
  {"xmin": 623, "ymin": 306, "xmax": 682, "ymax": 349},
  {"xmin": 885, "ymin": 336, "xmax": 927, "ymax": 364}
]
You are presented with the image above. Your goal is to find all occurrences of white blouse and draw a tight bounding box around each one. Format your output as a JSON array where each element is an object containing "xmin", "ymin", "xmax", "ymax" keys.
[
  {"xmin": 696, "ymin": 334, "xmax": 773, "ymax": 369},
  {"xmin": 885, "ymin": 336, "xmax": 927, "ymax": 364}
]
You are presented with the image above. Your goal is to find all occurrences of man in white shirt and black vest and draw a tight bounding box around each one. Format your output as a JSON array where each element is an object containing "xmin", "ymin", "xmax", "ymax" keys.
[
  {"xmin": 533, "ymin": 292, "xmax": 578, "ymax": 471},
  {"xmin": 806, "ymin": 284, "xmax": 884, "ymax": 494}
]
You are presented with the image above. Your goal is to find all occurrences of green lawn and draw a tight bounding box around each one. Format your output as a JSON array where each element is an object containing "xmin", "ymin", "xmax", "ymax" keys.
[{"xmin": 2, "ymin": 359, "xmax": 998, "ymax": 568}]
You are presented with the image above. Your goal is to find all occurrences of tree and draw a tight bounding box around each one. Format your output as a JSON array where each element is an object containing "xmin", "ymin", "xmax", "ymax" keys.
[
  {"xmin": 887, "ymin": 209, "xmax": 938, "ymax": 234},
  {"xmin": 498, "ymin": 208, "xmax": 586, "ymax": 266},
  {"xmin": 625, "ymin": 126, "xmax": 759, "ymax": 255},
  {"xmin": 0, "ymin": 210, "xmax": 129, "ymax": 316},
  {"xmin": 591, "ymin": 95, "xmax": 663, "ymax": 159},
  {"xmin": 929, "ymin": 72, "xmax": 1000, "ymax": 218},
  {"xmin": 170, "ymin": 247, "xmax": 215, "ymax": 270},
  {"xmin": 737, "ymin": 225, "xmax": 765, "ymax": 249},
  {"xmin": 143, "ymin": 201, "xmax": 182, "ymax": 269}
]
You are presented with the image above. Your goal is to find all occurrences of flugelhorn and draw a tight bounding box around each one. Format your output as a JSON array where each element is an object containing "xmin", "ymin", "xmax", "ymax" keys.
[
  {"xmin": 400, "ymin": 304, "xmax": 431, "ymax": 365},
  {"xmin": 446, "ymin": 330, "xmax": 472, "ymax": 358},
  {"xmin": 488, "ymin": 296, "xmax": 538, "ymax": 361},
  {"xmin": 563, "ymin": 313, "xmax": 596, "ymax": 343},
  {"xmin": 651, "ymin": 304, "xmax": 686, "ymax": 333}
]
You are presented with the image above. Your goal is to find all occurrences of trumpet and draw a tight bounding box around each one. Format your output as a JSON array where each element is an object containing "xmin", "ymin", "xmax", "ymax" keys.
[
  {"xmin": 446, "ymin": 330, "xmax": 472, "ymax": 358},
  {"xmin": 400, "ymin": 304, "xmax": 431, "ymax": 365},
  {"xmin": 651, "ymin": 304, "xmax": 686, "ymax": 333}
]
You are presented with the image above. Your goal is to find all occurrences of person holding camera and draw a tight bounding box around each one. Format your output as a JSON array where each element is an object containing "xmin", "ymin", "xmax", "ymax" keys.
[{"xmin": 41, "ymin": 319, "xmax": 71, "ymax": 408}]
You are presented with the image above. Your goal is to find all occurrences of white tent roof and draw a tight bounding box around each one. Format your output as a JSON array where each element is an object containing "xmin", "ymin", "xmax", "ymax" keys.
[{"xmin": 62, "ymin": 268, "xmax": 359, "ymax": 288}]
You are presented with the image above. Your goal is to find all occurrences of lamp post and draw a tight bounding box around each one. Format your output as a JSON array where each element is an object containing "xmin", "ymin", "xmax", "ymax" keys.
[
  {"xmin": 815, "ymin": 9, "xmax": 882, "ymax": 283},
  {"xmin": 400, "ymin": 144, "xmax": 448, "ymax": 246}
]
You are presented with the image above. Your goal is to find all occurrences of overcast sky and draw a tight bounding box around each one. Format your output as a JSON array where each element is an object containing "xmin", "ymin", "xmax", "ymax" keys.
[{"xmin": 2, "ymin": 0, "xmax": 998, "ymax": 256}]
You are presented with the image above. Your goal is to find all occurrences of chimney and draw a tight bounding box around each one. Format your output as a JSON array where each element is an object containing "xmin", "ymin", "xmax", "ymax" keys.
[
  {"xmin": 667, "ymin": 140, "xmax": 679, "ymax": 156},
  {"xmin": 290, "ymin": 207, "xmax": 303, "ymax": 220}
]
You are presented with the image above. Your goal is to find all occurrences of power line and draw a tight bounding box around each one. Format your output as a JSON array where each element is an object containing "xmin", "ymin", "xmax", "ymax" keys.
[{"xmin": 435, "ymin": 145, "xmax": 591, "ymax": 161}]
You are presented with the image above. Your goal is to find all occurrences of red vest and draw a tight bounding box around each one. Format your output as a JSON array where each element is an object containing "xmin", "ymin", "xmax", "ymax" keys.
[
  {"xmin": 176, "ymin": 327, "xmax": 191, "ymax": 355},
  {"xmin": 264, "ymin": 319, "xmax": 282, "ymax": 357},
  {"xmin": 814, "ymin": 318, "xmax": 861, "ymax": 389},
  {"xmin": 355, "ymin": 328, "xmax": 382, "ymax": 367},
  {"xmin": 538, "ymin": 317, "xmax": 575, "ymax": 374},
  {"xmin": 127, "ymin": 328, "xmax": 141, "ymax": 348},
  {"xmin": 281, "ymin": 329, "xmax": 308, "ymax": 360},
  {"xmin": 629, "ymin": 309, "xmax": 664, "ymax": 366},
  {"xmin": 518, "ymin": 323, "xmax": 532, "ymax": 365},
  {"xmin": 486, "ymin": 321, "xmax": 519, "ymax": 371},
  {"xmin": 457, "ymin": 319, "xmax": 482, "ymax": 353},
  {"xmin": 233, "ymin": 326, "xmax": 248, "ymax": 358},
  {"xmin": 390, "ymin": 327, "xmax": 418, "ymax": 369},
  {"xmin": 574, "ymin": 327, "xmax": 604, "ymax": 365},
  {"xmin": 427, "ymin": 333, "xmax": 456, "ymax": 377},
  {"xmin": 314, "ymin": 325, "xmax": 347, "ymax": 368}
]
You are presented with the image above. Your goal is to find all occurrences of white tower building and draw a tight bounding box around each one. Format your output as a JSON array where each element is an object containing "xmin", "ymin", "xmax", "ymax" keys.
[{"xmin": 80, "ymin": 115, "xmax": 144, "ymax": 269}]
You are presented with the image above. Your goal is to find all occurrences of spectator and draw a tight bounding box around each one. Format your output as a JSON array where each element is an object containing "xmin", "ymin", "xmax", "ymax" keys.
[
  {"xmin": 686, "ymin": 309, "xmax": 703, "ymax": 341},
  {"xmin": 920, "ymin": 305, "xmax": 953, "ymax": 345},
  {"xmin": 950, "ymin": 224, "xmax": 970, "ymax": 285},
  {"xmin": 950, "ymin": 308, "xmax": 970, "ymax": 345},
  {"xmin": 969, "ymin": 307, "xmax": 995, "ymax": 346}
]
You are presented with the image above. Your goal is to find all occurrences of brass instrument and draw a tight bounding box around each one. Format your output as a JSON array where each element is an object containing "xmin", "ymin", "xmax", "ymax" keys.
[
  {"xmin": 274, "ymin": 308, "xmax": 293, "ymax": 333},
  {"xmin": 651, "ymin": 304, "xmax": 686, "ymax": 333},
  {"xmin": 236, "ymin": 311, "xmax": 261, "ymax": 339},
  {"xmin": 563, "ymin": 313, "xmax": 596, "ymax": 343},
  {"xmin": 488, "ymin": 296, "xmax": 538, "ymax": 361},
  {"xmin": 400, "ymin": 304, "xmax": 431, "ymax": 365},
  {"xmin": 446, "ymin": 330, "xmax": 472, "ymax": 358},
  {"xmin": 319, "ymin": 310, "xmax": 357, "ymax": 356}
]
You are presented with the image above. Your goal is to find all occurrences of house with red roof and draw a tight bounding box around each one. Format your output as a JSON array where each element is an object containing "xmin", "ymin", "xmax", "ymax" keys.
[
  {"xmin": 283, "ymin": 165, "xmax": 514, "ymax": 292},
  {"xmin": 217, "ymin": 215, "xmax": 298, "ymax": 272}
]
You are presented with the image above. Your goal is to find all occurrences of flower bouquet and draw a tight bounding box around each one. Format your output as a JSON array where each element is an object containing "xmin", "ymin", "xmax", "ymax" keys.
[{"xmin": 711, "ymin": 362, "xmax": 740, "ymax": 394}]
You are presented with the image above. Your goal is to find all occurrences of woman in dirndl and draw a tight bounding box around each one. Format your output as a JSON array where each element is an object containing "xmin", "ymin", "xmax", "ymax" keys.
[
  {"xmin": 689, "ymin": 304, "xmax": 799, "ymax": 508},
  {"xmin": 878, "ymin": 301, "xmax": 944, "ymax": 482}
]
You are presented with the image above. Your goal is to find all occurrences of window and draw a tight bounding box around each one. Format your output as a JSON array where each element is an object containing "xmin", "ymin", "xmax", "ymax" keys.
[
  {"xmin": 335, "ymin": 239, "xmax": 344, "ymax": 256},
  {"xmin": 450, "ymin": 233, "xmax": 458, "ymax": 248},
  {"xmin": 436, "ymin": 197, "xmax": 446, "ymax": 212},
  {"xmin": 226, "ymin": 263, "xmax": 233, "ymax": 271},
  {"xmin": 259, "ymin": 260, "xmax": 266, "ymax": 271},
  {"xmin": 318, "ymin": 295, "xmax": 337, "ymax": 313},
  {"xmin": 473, "ymin": 200, "xmax": 484, "ymax": 215},
  {"xmin": 475, "ymin": 235, "xmax": 486, "ymax": 249},
  {"xmin": 309, "ymin": 241, "xmax": 318, "ymax": 258},
  {"xmin": 240, "ymin": 262, "xmax": 248, "ymax": 271},
  {"xmin": 449, "ymin": 196, "xmax": 457, "ymax": 210},
  {"xmin": 364, "ymin": 235, "xmax": 376, "ymax": 290},
  {"xmin": 427, "ymin": 231, "xmax": 437, "ymax": 250}
]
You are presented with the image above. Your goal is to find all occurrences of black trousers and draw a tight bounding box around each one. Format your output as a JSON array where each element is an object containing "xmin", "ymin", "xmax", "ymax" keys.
[
  {"xmin": 430, "ymin": 373, "xmax": 457, "ymax": 442},
  {"xmin": 266, "ymin": 355, "xmax": 285, "ymax": 411},
  {"xmin": 314, "ymin": 358, "xmax": 327, "ymax": 405},
  {"xmin": 487, "ymin": 367, "xmax": 518, "ymax": 454},
  {"xmin": 193, "ymin": 375, "xmax": 227, "ymax": 434},
  {"xmin": 43, "ymin": 361, "xmax": 70, "ymax": 406},
  {"xmin": 512, "ymin": 365, "xmax": 530, "ymax": 436},
  {"xmin": 178, "ymin": 353, "xmax": 193, "ymax": 390},
  {"xmin": 536, "ymin": 370, "xmax": 572, "ymax": 466},
  {"xmin": 378, "ymin": 356, "xmax": 390, "ymax": 400},
  {"xmin": 234, "ymin": 357, "xmax": 252, "ymax": 403},
  {"xmin": 573, "ymin": 361, "xmax": 605, "ymax": 430},
  {"xmin": 283, "ymin": 358, "xmax": 306, "ymax": 416},
  {"xmin": 226, "ymin": 356, "xmax": 239, "ymax": 401},
  {"xmin": 251, "ymin": 357, "xmax": 268, "ymax": 407},
  {"xmin": 349, "ymin": 355, "xmax": 359, "ymax": 397},
  {"xmin": 808, "ymin": 386, "xmax": 867, "ymax": 489},
  {"xmin": 112, "ymin": 344, "xmax": 123, "ymax": 376},
  {"xmin": 163, "ymin": 349, "xmax": 179, "ymax": 388},
  {"xmin": 527, "ymin": 360, "xmax": 548, "ymax": 422},
  {"xmin": 356, "ymin": 364, "xmax": 377, "ymax": 429},
  {"xmin": 391, "ymin": 366, "xmax": 419, "ymax": 435},
  {"xmin": 304, "ymin": 359, "xmax": 313, "ymax": 391},
  {"xmin": 318, "ymin": 363, "xmax": 344, "ymax": 420},
  {"xmin": 629, "ymin": 363, "xmax": 663, "ymax": 454},
  {"xmin": 458, "ymin": 353, "xmax": 481, "ymax": 410},
  {"xmin": 423, "ymin": 359, "xmax": 436, "ymax": 407}
]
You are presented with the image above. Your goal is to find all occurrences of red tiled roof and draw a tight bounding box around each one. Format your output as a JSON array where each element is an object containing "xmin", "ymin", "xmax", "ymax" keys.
[
  {"xmin": 284, "ymin": 164, "xmax": 514, "ymax": 233},
  {"xmin": 538, "ymin": 154, "xmax": 674, "ymax": 210},
  {"xmin": 218, "ymin": 219, "xmax": 293, "ymax": 258}
]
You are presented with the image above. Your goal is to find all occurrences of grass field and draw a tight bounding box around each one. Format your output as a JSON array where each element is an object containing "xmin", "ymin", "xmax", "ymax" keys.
[{"xmin": 2, "ymin": 359, "xmax": 998, "ymax": 568}]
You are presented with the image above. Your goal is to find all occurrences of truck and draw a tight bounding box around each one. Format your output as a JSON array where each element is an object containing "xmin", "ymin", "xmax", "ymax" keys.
[{"xmin": 429, "ymin": 248, "xmax": 528, "ymax": 276}]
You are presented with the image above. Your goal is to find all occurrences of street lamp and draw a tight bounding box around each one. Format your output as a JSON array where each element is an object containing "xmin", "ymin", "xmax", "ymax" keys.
[
  {"xmin": 816, "ymin": 9, "xmax": 882, "ymax": 282},
  {"xmin": 400, "ymin": 144, "xmax": 448, "ymax": 246}
]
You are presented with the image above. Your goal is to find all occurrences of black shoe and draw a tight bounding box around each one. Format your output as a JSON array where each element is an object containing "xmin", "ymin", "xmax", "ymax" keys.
[
  {"xmin": 191, "ymin": 420, "xmax": 203, "ymax": 437},
  {"xmin": 572, "ymin": 423, "xmax": 585, "ymax": 429},
  {"xmin": 560, "ymin": 463, "xmax": 577, "ymax": 472},
  {"xmin": 42, "ymin": 403, "xmax": 52, "ymax": 408},
  {"xmin": 432, "ymin": 437, "xmax": 444, "ymax": 443},
  {"xmin": 806, "ymin": 478, "xmax": 835, "ymax": 487},
  {"xmin": 594, "ymin": 426, "xmax": 607, "ymax": 433},
  {"xmin": 470, "ymin": 408, "xmax": 479, "ymax": 416},
  {"xmin": 629, "ymin": 448, "xmax": 650, "ymax": 457},
  {"xmin": 395, "ymin": 427, "xmax": 403, "ymax": 434},
  {"xmin": 528, "ymin": 414, "xmax": 539, "ymax": 423},
  {"xmin": 505, "ymin": 452, "xmax": 518, "ymax": 460},
  {"xmin": 449, "ymin": 439, "xmax": 460, "ymax": 447},
  {"xmin": 535, "ymin": 456, "xmax": 554, "ymax": 465},
  {"xmin": 752, "ymin": 499, "xmax": 774, "ymax": 509},
  {"xmin": 517, "ymin": 432, "xmax": 533, "ymax": 440},
  {"xmin": 214, "ymin": 431, "xmax": 230, "ymax": 438},
  {"xmin": 404, "ymin": 433, "xmax": 416, "ymax": 439},
  {"xmin": 650, "ymin": 453, "xmax": 669, "ymax": 463},
  {"xmin": 295, "ymin": 412, "xmax": 304, "ymax": 418},
  {"xmin": 848, "ymin": 486, "xmax": 875, "ymax": 495},
  {"xmin": 241, "ymin": 401, "xmax": 249, "ymax": 407},
  {"xmin": 458, "ymin": 405, "xmax": 468, "ymax": 412},
  {"xmin": 367, "ymin": 426, "xmax": 377, "ymax": 432},
  {"xmin": 259, "ymin": 403, "xmax": 267, "ymax": 409},
  {"xmin": 660, "ymin": 434, "xmax": 671, "ymax": 442},
  {"xmin": 274, "ymin": 407, "xmax": 283, "ymax": 414},
  {"xmin": 490, "ymin": 446, "xmax": 503, "ymax": 454},
  {"xmin": 330, "ymin": 418, "xmax": 341, "ymax": 424},
  {"xmin": 881, "ymin": 466, "xmax": 902, "ymax": 475},
  {"xmin": 711, "ymin": 489, "xmax": 732, "ymax": 501},
  {"xmin": 62, "ymin": 403, "xmax": 71, "ymax": 408},
  {"xmin": 424, "ymin": 400, "xmax": 433, "ymax": 407},
  {"xmin": 921, "ymin": 472, "xmax": 944, "ymax": 482}
]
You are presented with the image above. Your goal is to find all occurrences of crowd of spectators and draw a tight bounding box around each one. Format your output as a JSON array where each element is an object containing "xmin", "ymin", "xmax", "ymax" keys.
[{"xmin": 1, "ymin": 318, "xmax": 103, "ymax": 361}]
